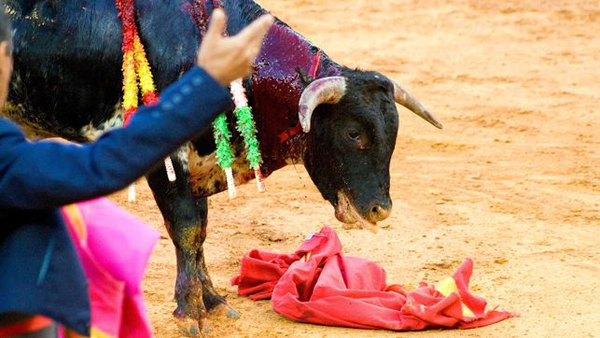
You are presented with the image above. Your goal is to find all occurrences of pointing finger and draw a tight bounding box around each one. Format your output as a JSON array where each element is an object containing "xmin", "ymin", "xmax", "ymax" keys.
[{"xmin": 237, "ymin": 15, "xmax": 274, "ymax": 46}]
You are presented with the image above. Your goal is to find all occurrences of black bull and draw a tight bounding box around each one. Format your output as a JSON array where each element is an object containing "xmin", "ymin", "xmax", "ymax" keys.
[{"xmin": 4, "ymin": 0, "xmax": 442, "ymax": 328}]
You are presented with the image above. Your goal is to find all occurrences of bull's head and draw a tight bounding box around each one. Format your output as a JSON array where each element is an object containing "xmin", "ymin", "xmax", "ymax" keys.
[{"xmin": 299, "ymin": 69, "xmax": 442, "ymax": 229}]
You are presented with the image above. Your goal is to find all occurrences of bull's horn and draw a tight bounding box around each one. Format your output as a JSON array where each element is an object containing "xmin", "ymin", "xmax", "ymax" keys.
[
  {"xmin": 298, "ymin": 76, "xmax": 347, "ymax": 133},
  {"xmin": 392, "ymin": 80, "xmax": 443, "ymax": 129}
]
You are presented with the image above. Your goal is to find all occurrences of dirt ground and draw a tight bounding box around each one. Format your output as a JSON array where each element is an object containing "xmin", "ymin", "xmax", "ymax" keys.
[{"xmin": 109, "ymin": 0, "xmax": 599, "ymax": 336}]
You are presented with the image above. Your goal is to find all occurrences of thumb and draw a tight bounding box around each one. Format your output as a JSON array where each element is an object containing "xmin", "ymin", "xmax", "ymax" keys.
[{"xmin": 205, "ymin": 9, "xmax": 227, "ymax": 42}]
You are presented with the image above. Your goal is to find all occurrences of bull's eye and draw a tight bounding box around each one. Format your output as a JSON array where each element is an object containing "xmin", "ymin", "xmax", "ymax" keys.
[{"xmin": 348, "ymin": 129, "xmax": 360, "ymax": 141}]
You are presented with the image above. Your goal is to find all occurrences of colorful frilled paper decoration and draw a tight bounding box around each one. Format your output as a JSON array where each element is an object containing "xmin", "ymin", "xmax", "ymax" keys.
[
  {"xmin": 117, "ymin": 0, "xmax": 177, "ymax": 202},
  {"xmin": 213, "ymin": 79, "xmax": 265, "ymax": 199},
  {"xmin": 231, "ymin": 79, "xmax": 266, "ymax": 193},
  {"xmin": 213, "ymin": 113, "xmax": 236, "ymax": 198}
]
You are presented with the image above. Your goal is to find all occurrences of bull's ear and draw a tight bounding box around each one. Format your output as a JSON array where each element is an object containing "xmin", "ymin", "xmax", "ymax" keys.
[{"xmin": 298, "ymin": 76, "xmax": 347, "ymax": 133}]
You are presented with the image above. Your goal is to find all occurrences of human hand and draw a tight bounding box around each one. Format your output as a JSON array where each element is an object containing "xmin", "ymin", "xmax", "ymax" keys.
[{"xmin": 197, "ymin": 9, "xmax": 274, "ymax": 86}]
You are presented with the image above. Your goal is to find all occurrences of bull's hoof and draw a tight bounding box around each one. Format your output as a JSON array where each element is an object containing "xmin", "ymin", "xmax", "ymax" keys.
[
  {"xmin": 227, "ymin": 308, "xmax": 241, "ymax": 319},
  {"xmin": 210, "ymin": 303, "xmax": 241, "ymax": 319},
  {"xmin": 176, "ymin": 317, "xmax": 209, "ymax": 337},
  {"xmin": 342, "ymin": 223, "xmax": 354, "ymax": 230}
]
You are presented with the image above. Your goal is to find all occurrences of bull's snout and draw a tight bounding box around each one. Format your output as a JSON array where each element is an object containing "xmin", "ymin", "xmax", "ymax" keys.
[{"xmin": 367, "ymin": 204, "xmax": 392, "ymax": 223}]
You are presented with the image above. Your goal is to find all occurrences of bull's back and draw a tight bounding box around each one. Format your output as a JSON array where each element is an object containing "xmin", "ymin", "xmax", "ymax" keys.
[
  {"xmin": 4, "ymin": 0, "xmax": 200, "ymax": 141},
  {"xmin": 4, "ymin": 0, "xmax": 268, "ymax": 198}
]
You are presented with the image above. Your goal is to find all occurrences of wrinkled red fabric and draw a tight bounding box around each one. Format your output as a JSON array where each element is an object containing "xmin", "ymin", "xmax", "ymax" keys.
[{"xmin": 232, "ymin": 226, "xmax": 513, "ymax": 331}]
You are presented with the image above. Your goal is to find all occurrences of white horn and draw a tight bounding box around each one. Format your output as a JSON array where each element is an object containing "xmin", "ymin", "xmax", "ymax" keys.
[
  {"xmin": 298, "ymin": 76, "xmax": 347, "ymax": 133},
  {"xmin": 392, "ymin": 80, "xmax": 443, "ymax": 129}
]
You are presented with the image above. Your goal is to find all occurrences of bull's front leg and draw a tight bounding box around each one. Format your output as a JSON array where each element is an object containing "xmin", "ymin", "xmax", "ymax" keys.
[
  {"xmin": 145, "ymin": 148, "xmax": 237, "ymax": 336},
  {"xmin": 193, "ymin": 196, "xmax": 240, "ymax": 320}
]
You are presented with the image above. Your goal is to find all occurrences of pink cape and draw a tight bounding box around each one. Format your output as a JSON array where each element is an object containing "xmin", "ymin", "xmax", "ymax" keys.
[
  {"xmin": 61, "ymin": 198, "xmax": 159, "ymax": 338},
  {"xmin": 232, "ymin": 226, "xmax": 513, "ymax": 331}
]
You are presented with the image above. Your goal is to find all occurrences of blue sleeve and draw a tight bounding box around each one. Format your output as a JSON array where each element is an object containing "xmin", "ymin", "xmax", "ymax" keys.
[{"xmin": 0, "ymin": 67, "xmax": 231, "ymax": 210}]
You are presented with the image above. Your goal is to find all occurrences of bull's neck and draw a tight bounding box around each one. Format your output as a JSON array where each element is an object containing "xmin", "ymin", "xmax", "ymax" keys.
[
  {"xmin": 195, "ymin": 0, "xmax": 343, "ymax": 175},
  {"xmin": 246, "ymin": 22, "xmax": 342, "ymax": 175}
]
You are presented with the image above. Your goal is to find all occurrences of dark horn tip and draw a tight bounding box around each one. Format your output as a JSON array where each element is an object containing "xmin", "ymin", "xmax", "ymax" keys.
[{"xmin": 424, "ymin": 110, "xmax": 444, "ymax": 129}]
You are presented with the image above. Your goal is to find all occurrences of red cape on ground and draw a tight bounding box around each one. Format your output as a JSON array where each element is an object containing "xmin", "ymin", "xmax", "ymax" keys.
[{"xmin": 232, "ymin": 226, "xmax": 513, "ymax": 331}]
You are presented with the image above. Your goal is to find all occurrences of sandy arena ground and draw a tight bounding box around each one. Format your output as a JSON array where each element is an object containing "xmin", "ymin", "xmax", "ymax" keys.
[{"xmin": 110, "ymin": 0, "xmax": 599, "ymax": 336}]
